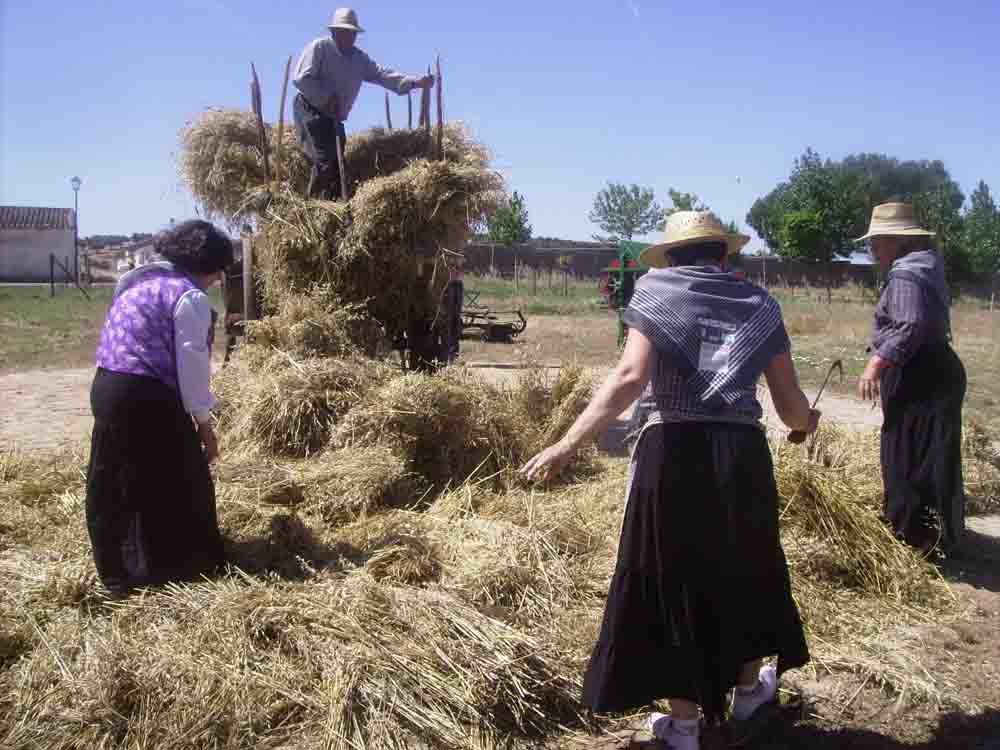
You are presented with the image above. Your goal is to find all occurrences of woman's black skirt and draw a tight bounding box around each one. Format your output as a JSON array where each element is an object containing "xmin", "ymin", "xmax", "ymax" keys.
[
  {"xmin": 880, "ymin": 341, "xmax": 966, "ymax": 550},
  {"xmin": 85, "ymin": 368, "xmax": 224, "ymax": 593},
  {"xmin": 582, "ymin": 421, "xmax": 809, "ymax": 724}
]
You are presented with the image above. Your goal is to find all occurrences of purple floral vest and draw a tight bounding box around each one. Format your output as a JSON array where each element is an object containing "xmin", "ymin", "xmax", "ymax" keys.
[{"xmin": 96, "ymin": 267, "xmax": 201, "ymax": 390}]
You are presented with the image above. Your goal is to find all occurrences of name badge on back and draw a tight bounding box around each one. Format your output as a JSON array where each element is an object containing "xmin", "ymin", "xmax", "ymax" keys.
[{"xmin": 698, "ymin": 318, "xmax": 736, "ymax": 374}]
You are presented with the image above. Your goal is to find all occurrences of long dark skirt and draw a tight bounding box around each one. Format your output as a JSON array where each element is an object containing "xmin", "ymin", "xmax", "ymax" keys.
[
  {"xmin": 880, "ymin": 341, "xmax": 966, "ymax": 550},
  {"xmin": 86, "ymin": 368, "xmax": 224, "ymax": 593},
  {"xmin": 582, "ymin": 422, "xmax": 809, "ymax": 724}
]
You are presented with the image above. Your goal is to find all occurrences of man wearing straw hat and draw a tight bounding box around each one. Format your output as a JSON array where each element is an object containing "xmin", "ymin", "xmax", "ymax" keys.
[
  {"xmin": 523, "ymin": 211, "xmax": 819, "ymax": 747},
  {"xmin": 292, "ymin": 8, "xmax": 435, "ymax": 200},
  {"xmin": 856, "ymin": 202, "xmax": 966, "ymax": 553}
]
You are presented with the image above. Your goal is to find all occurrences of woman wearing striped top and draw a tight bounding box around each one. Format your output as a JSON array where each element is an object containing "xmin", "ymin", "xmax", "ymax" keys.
[
  {"xmin": 856, "ymin": 203, "xmax": 966, "ymax": 553},
  {"xmin": 522, "ymin": 212, "xmax": 818, "ymax": 749}
]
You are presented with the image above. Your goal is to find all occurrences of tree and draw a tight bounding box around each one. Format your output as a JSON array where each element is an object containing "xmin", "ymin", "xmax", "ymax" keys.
[
  {"xmin": 664, "ymin": 189, "xmax": 708, "ymax": 216},
  {"xmin": 589, "ymin": 182, "xmax": 663, "ymax": 240},
  {"xmin": 486, "ymin": 191, "xmax": 532, "ymax": 246},
  {"xmin": 913, "ymin": 182, "xmax": 971, "ymax": 280},
  {"xmin": 747, "ymin": 150, "xmax": 966, "ymax": 266},
  {"xmin": 779, "ymin": 210, "xmax": 824, "ymax": 261},
  {"xmin": 963, "ymin": 180, "xmax": 1000, "ymax": 277}
]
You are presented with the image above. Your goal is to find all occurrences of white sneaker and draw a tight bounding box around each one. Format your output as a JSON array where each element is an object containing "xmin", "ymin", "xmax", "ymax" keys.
[
  {"xmin": 730, "ymin": 665, "xmax": 778, "ymax": 721},
  {"xmin": 646, "ymin": 713, "xmax": 700, "ymax": 750}
]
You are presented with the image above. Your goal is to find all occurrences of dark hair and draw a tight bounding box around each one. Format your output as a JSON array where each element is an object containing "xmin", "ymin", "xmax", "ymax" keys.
[
  {"xmin": 667, "ymin": 241, "xmax": 727, "ymax": 267},
  {"xmin": 154, "ymin": 220, "xmax": 234, "ymax": 274}
]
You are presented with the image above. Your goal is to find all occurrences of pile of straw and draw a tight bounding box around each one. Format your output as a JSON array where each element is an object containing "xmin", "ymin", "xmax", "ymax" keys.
[
  {"xmin": 179, "ymin": 110, "xmax": 494, "ymax": 224},
  {"xmin": 180, "ymin": 109, "xmax": 502, "ymax": 340},
  {"xmin": 213, "ymin": 352, "xmax": 397, "ymax": 457},
  {"xmin": 3, "ymin": 416, "xmax": 996, "ymax": 746}
]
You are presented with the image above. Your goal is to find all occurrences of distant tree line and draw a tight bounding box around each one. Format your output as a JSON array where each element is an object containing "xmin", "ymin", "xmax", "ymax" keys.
[{"xmin": 747, "ymin": 150, "xmax": 1000, "ymax": 283}]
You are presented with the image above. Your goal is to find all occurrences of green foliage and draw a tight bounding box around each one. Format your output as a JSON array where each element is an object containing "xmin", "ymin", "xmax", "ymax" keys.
[
  {"xmin": 486, "ymin": 191, "xmax": 532, "ymax": 246},
  {"xmin": 912, "ymin": 182, "xmax": 971, "ymax": 279},
  {"xmin": 779, "ymin": 210, "xmax": 825, "ymax": 261},
  {"xmin": 588, "ymin": 182, "xmax": 663, "ymax": 240},
  {"xmin": 665, "ymin": 189, "xmax": 708, "ymax": 215},
  {"xmin": 964, "ymin": 180, "xmax": 1000, "ymax": 276},
  {"xmin": 746, "ymin": 149, "xmax": 986, "ymax": 281}
]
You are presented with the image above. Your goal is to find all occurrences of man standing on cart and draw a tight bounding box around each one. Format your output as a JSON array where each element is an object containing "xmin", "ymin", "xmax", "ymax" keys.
[{"xmin": 292, "ymin": 8, "xmax": 435, "ymax": 199}]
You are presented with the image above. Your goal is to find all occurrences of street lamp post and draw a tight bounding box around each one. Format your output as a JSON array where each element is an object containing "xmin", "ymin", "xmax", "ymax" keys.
[{"xmin": 70, "ymin": 176, "xmax": 82, "ymax": 282}]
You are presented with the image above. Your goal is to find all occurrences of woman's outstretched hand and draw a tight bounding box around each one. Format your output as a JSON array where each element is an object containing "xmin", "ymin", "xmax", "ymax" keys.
[{"xmin": 520, "ymin": 439, "xmax": 575, "ymax": 482}]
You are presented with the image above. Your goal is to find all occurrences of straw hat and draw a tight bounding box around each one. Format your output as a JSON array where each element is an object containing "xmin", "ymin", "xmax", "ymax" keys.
[
  {"xmin": 639, "ymin": 211, "xmax": 750, "ymax": 269},
  {"xmin": 856, "ymin": 202, "xmax": 934, "ymax": 242},
  {"xmin": 329, "ymin": 8, "xmax": 364, "ymax": 32}
]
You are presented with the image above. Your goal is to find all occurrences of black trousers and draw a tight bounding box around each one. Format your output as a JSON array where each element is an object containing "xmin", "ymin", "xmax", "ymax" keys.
[
  {"xmin": 86, "ymin": 369, "xmax": 224, "ymax": 593},
  {"xmin": 293, "ymin": 93, "xmax": 346, "ymax": 200}
]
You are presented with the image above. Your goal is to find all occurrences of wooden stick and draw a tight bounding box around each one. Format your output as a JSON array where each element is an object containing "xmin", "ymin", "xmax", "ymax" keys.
[
  {"xmin": 250, "ymin": 63, "xmax": 271, "ymax": 182},
  {"xmin": 418, "ymin": 76, "xmax": 430, "ymax": 129},
  {"xmin": 331, "ymin": 93, "xmax": 348, "ymax": 200},
  {"xmin": 242, "ymin": 236, "xmax": 256, "ymax": 323},
  {"xmin": 435, "ymin": 56, "xmax": 443, "ymax": 160},
  {"xmin": 424, "ymin": 66, "xmax": 432, "ymax": 134},
  {"xmin": 385, "ymin": 92, "xmax": 393, "ymax": 130},
  {"xmin": 273, "ymin": 55, "xmax": 292, "ymax": 189},
  {"xmin": 407, "ymin": 91, "xmax": 413, "ymax": 128}
]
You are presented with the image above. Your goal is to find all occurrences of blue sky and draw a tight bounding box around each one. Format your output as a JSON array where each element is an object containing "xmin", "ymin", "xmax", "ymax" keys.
[{"xmin": 2, "ymin": 0, "xmax": 998, "ymax": 249}]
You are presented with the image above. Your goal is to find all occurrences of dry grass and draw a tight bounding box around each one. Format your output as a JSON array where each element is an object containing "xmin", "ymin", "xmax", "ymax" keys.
[{"xmin": 2, "ymin": 415, "xmax": 995, "ymax": 747}]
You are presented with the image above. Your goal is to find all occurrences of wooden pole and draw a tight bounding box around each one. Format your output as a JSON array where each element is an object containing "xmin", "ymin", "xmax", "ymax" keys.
[
  {"xmin": 250, "ymin": 63, "xmax": 271, "ymax": 182},
  {"xmin": 385, "ymin": 92, "xmax": 393, "ymax": 130},
  {"xmin": 514, "ymin": 257, "xmax": 519, "ymax": 294},
  {"xmin": 563, "ymin": 269, "xmax": 569, "ymax": 297},
  {"xmin": 50, "ymin": 254, "xmax": 55, "ymax": 297},
  {"xmin": 435, "ymin": 56, "xmax": 443, "ymax": 160},
  {"xmin": 242, "ymin": 236, "xmax": 257, "ymax": 324},
  {"xmin": 532, "ymin": 266, "xmax": 537, "ymax": 295},
  {"xmin": 407, "ymin": 92, "xmax": 413, "ymax": 128},
  {"xmin": 273, "ymin": 55, "xmax": 293, "ymax": 189}
]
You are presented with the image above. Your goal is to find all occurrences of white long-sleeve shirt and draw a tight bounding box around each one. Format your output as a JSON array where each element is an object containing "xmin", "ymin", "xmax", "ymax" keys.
[
  {"xmin": 174, "ymin": 289, "xmax": 217, "ymax": 424},
  {"xmin": 293, "ymin": 38, "xmax": 418, "ymax": 121}
]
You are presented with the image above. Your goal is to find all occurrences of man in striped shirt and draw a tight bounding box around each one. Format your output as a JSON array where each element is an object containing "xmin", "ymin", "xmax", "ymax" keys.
[{"xmin": 293, "ymin": 8, "xmax": 435, "ymax": 199}]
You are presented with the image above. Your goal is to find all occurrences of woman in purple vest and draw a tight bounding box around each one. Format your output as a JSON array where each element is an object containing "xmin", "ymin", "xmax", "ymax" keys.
[{"xmin": 86, "ymin": 220, "xmax": 233, "ymax": 596}]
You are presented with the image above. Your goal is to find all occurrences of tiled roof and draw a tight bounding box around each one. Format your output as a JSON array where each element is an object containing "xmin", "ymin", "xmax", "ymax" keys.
[{"xmin": 0, "ymin": 206, "xmax": 76, "ymax": 231}]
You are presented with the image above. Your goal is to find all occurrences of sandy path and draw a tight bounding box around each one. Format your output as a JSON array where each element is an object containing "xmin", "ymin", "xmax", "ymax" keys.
[{"xmin": 0, "ymin": 364, "xmax": 884, "ymax": 453}]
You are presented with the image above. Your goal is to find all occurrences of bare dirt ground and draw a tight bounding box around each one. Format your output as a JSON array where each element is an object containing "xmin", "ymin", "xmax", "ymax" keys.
[{"xmin": 2, "ymin": 364, "xmax": 998, "ymax": 748}]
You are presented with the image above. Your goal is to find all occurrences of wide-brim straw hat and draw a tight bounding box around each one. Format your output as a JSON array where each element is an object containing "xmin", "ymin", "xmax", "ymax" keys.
[
  {"xmin": 856, "ymin": 202, "xmax": 934, "ymax": 242},
  {"xmin": 639, "ymin": 211, "xmax": 750, "ymax": 269},
  {"xmin": 329, "ymin": 7, "xmax": 364, "ymax": 32}
]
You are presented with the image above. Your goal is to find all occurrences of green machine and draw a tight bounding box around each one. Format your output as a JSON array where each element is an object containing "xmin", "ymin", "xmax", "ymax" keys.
[{"xmin": 602, "ymin": 240, "xmax": 650, "ymax": 348}]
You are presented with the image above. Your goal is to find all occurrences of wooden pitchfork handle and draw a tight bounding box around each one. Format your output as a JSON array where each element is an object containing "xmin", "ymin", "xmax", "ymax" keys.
[
  {"xmin": 788, "ymin": 359, "xmax": 843, "ymax": 444},
  {"xmin": 332, "ymin": 94, "xmax": 349, "ymax": 200}
]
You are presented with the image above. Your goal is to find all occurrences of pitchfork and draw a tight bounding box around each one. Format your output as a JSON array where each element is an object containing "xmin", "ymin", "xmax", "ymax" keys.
[{"xmin": 787, "ymin": 359, "xmax": 842, "ymax": 444}]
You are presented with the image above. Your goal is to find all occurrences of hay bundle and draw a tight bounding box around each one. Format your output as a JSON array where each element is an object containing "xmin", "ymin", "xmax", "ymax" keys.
[
  {"xmin": 246, "ymin": 284, "xmax": 382, "ymax": 359},
  {"xmin": 179, "ymin": 108, "xmax": 496, "ymax": 225},
  {"xmin": 0, "ymin": 575, "xmax": 582, "ymax": 750},
  {"xmin": 336, "ymin": 511, "xmax": 443, "ymax": 585},
  {"xmin": 963, "ymin": 421, "xmax": 1000, "ymax": 514},
  {"xmin": 178, "ymin": 108, "xmax": 310, "ymax": 221},
  {"xmin": 332, "ymin": 371, "xmax": 511, "ymax": 488},
  {"xmin": 252, "ymin": 158, "xmax": 501, "ymax": 337},
  {"xmin": 214, "ymin": 353, "xmax": 395, "ymax": 457},
  {"xmin": 307, "ymin": 446, "xmax": 417, "ymax": 523},
  {"xmin": 772, "ymin": 424, "xmax": 941, "ymax": 601}
]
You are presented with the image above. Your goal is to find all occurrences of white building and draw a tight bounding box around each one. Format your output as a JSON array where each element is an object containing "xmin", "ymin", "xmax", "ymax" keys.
[{"xmin": 0, "ymin": 206, "xmax": 77, "ymax": 282}]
